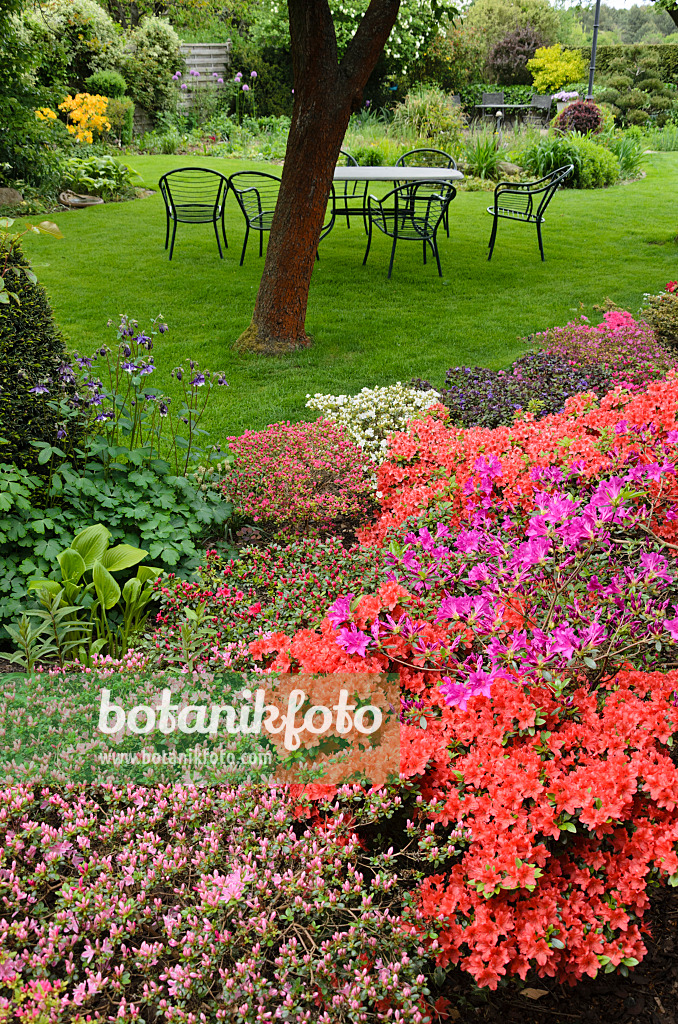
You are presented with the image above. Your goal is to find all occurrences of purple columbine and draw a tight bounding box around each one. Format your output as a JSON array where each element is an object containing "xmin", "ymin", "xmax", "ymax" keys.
[
  {"xmin": 191, "ymin": 373, "xmax": 206, "ymax": 387},
  {"xmin": 158, "ymin": 322, "xmax": 168, "ymax": 333},
  {"xmin": 76, "ymin": 356, "xmax": 93, "ymax": 368},
  {"xmin": 217, "ymin": 375, "xmax": 228, "ymax": 386},
  {"xmin": 56, "ymin": 428, "xmax": 67, "ymax": 439},
  {"xmin": 136, "ymin": 332, "xmax": 152, "ymax": 347},
  {"xmin": 159, "ymin": 402, "xmax": 169, "ymax": 417},
  {"xmin": 121, "ymin": 362, "xmax": 138, "ymax": 373},
  {"xmin": 29, "ymin": 385, "xmax": 49, "ymax": 395}
]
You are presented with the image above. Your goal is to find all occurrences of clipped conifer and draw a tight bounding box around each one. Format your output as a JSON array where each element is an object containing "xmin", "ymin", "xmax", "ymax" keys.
[{"xmin": 0, "ymin": 235, "xmax": 78, "ymax": 470}]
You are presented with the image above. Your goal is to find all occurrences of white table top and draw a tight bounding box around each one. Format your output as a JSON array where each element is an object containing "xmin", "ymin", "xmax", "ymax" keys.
[{"xmin": 334, "ymin": 165, "xmax": 464, "ymax": 182}]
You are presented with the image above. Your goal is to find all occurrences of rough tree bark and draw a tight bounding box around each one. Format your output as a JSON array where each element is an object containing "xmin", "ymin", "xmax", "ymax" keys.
[{"xmin": 236, "ymin": 0, "xmax": 401, "ymax": 355}]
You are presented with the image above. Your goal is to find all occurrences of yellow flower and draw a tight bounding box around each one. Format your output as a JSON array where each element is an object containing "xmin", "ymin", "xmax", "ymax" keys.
[
  {"xmin": 58, "ymin": 93, "xmax": 111, "ymax": 143},
  {"xmin": 35, "ymin": 107, "xmax": 57, "ymax": 121}
]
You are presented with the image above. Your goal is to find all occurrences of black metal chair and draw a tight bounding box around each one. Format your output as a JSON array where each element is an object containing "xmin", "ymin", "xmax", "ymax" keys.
[
  {"xmin": 486, "ymin": 164, "xmax": 573, "ymax": 262},
  {"xmin": 228, "ymin": 171, "xmax": 281, "ymax": 265},
  {"xmin": 334, "ymin": 149, "xmax": 368, "ymax": 230},
  {"xmin": 478, "ymin": 91, "xmax": 505, "ymax": 123},
  {"xmin": 363, "ymin": 181, "xmax": 457, "ymax": 279},
  {"xmin": 525, "ymin": 94, "xmax": 552, "ymax": 127},
  {"xmin": 158, "ymin": 167, "xmax": 229, "ymax": 261},
  {"xmin": 395, "ymin": 148, "xmax": 458, "ymax": 237}
]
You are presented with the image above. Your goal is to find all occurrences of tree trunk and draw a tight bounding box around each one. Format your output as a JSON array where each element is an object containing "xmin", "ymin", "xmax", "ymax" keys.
[{"xmin": 236, "ymin": 0, "xmax": 400, "ymax": 355}]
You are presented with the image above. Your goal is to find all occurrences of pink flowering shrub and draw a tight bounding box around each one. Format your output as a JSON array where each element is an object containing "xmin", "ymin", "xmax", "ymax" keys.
[
  {"xmin": 0, "ymin": 781, "xmax": 451, "ymax": 1022},
  {"xmin": 222, "ymin": 420, "xmax": 376, "ymax": 538},
  {"xmin": 532, "ymin": 310, "xmax": 678, "ymax": 393}
]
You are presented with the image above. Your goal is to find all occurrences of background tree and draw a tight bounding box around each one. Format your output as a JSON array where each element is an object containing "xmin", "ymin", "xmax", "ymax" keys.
[
  {"xmin": 464, "ymin": 0, "xmax": 559, "ymax": 53},
  {"xmin": 237, "ymin": 0, "xmax": 457, "ymax": 355}
]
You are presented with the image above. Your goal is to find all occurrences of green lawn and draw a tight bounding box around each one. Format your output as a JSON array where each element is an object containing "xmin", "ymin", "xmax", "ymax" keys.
[{"xmin": 19, "ymin": 151, "xmax": 678, "ymax": 441}]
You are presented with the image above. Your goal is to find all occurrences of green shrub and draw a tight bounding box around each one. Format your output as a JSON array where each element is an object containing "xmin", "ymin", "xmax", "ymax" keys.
[
  {"xmin": 391, "ymin": 85, "xmax": 466, "ymax": 150},
  {"xmin": 60, "ymin": 155, "xmax": 139, "ymax": 199},
  {"xmin": 36, "ymin": 0, "xmax": 123, "ymax": 88},
  {"xmin": 409, "ymin": 25, "xmax": 485, "ymax": 93},
  {"xmin": 642, "ymin": 289, "xmax": 678, "ymax": 350},
  {"xmin": 120, "ymin": 16, "xmax": 185, "ymax": 114},
  {"xmin": 85, "ymin": 68, "xmax": 127, "ymax": 98},
  {"xmin": 517, "ymin": 132, "xmax": 620, "ymax": 187},
  {"xmin": 0, "ymin": 236, "xmax": 79, "ymax": 473},
  {"xmin": 606, "ymin": 74, "xmax": 633, "ymax": 91},
  {"xmin": 105, "ymin": 96, "xmax": 134, "ymax": 143}
]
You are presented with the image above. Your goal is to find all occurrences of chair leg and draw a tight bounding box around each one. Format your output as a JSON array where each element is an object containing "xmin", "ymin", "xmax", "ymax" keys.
[
  {"xmin": 423, "ymin": 239, "xmax": 427, "ymax": 266},
  {"xmin": 240, "ymin": 224, "xmax": 249, "ymax": 266},
  {"xmin": 536, "ymin": 220, "xmax": 545, "ymax": 261},
  {"xmin": 168, "ymin": 219, "xmax": 178, "ymax": 261},
  {"xmin": 362, "ymin": 217, "xmax": 373, "ymax": 266},
  {"xmin": 213, "ymin": 219, "xmax": 223, "ymax": 259},
  {"xmin": 433, "ymin": 233, "xmax": 443, "ymax": 277},
  {"xmin": 258, "ymin": 230, "xmax": 263, "ymax": 258},
  {"xmin": 444, "ymin": 207, "xmax": 450, "ymax": 239},
  {"xmin": 488, "ymin": 214, "xmax": 498, "ymax": 261},
  {"xmin": 164, "ymin": 212, "xmax": 170, "ymax": 250},
  {"xmin": 387, "ymin": 233, "xmax": 398, "ymax": 279},
  {"xmin": 221, "ymin": 208, "xmax": 228, "ymax": 250}
]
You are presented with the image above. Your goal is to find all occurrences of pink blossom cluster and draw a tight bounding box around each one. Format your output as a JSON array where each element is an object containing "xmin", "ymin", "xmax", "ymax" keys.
[
  {"xmin": 222, "ymin": 420, "xmax": 375, "ymax": 538},
  {"xmin": 533, "ymin": 310, "xmax": 678, "ymax": 393},
  {"xmin": 0, "ymin": 782, "xmax": 448, "ymax": 1021}
]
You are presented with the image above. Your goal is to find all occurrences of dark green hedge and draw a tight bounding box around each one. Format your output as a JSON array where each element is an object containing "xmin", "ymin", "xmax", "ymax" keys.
[
  {"xmin": 572, "ymin": 42, "xmax": 678, "ymax": 84},
  {"xmin": 0, "ymin": 239, "xmax": 79, "ymax": 471}
]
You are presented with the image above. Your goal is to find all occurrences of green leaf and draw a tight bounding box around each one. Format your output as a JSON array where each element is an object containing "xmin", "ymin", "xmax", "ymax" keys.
[
  {"xmin": 37, "ymin": 221, "xmax": 63, "ymax": 239},
  {"xmin": 27, "ymin": 579, "xmax": 62, "ymax": 596},
  {"xmin": 136, "ymin": 565, "xmax": 161, "ymax": 585},
  {"xmin": 92, "ymin": 560, "xmax": 121, "ymax": 610},
  {"xmin": 71, "ymin": 524, "xmax": 110, "ymax": 568},
  {"xmin": 37, "ymin": 447, "xmax": 53, "ymax": 465},
  {"xmin": 57, "ymin": 548, "xmax": 86, "ymax": 584},
  {"xmin": 122, "ymin": 577, "xmax": 141, "ymax": 605},
  {"xmin": 100, "ymin": 543, "xmax": 148, "ymax": 572},
  {"xmin": 583, "ymin": 657, "xmax": 597, "ymax": 669}
]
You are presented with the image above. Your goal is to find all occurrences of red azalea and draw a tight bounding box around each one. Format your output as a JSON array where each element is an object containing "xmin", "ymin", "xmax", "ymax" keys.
[{"xmin": 667, "ymin": 281, "xmax": 677, "ymax": 292}]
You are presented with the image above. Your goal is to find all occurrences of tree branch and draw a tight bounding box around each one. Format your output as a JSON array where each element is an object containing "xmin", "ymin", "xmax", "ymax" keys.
[{"xmin": 340, "ymin": 0, "xmax": 401, "ymax": 88}]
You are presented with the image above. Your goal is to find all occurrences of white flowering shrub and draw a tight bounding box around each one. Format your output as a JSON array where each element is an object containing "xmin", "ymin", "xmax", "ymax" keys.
[
  {"xmin": 305, "ymin": 383, "xmax": 440, "ymax": 467},
  {"xmin": 252, "ymin": 0, "xmax": 457, "ymax": 77}
]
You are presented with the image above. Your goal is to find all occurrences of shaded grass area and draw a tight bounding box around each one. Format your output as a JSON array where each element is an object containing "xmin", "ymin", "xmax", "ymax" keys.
[{"xmin": 19, "ymin": 152, "xmax": 678, "ymax": 441}]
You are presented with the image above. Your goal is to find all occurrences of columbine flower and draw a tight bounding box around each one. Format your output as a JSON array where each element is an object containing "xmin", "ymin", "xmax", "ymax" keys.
[
  {"xmin": 159, "ymin": 402, "xmax": 169, "ymax": 417},
  {"xmin": 191, "ymin": 373, "xmax": 206, "ymax": 387},
  {"xmin": 217, "ymin": 375, "xmax": 228, "ymax": 386},
  {"xmin": 56, "ymin": 428, "xmax": 67, "ymax": 439},
  {"xmin": 121, "ymin": 362, "xmax": 138, "ymax": 373},
  {"xmin": 136, "ymin": 332, "xmax": 152, "ymax": 347},
  {"xmin": 76, "ymin": 356, "xmax": 93, "ymax": 368},
  {"xmin": 158, "ymin": 321, "xmax": 168, "ymax": 333},
  {"xmin": 29, "ymin": 385, "xmax": 49, "ymax": 395}
]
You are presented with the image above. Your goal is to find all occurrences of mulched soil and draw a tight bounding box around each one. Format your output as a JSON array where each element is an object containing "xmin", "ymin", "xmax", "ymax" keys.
[{"xmin": 438, "ymin": 884, "xmax": 678, "ymax": 1024}]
